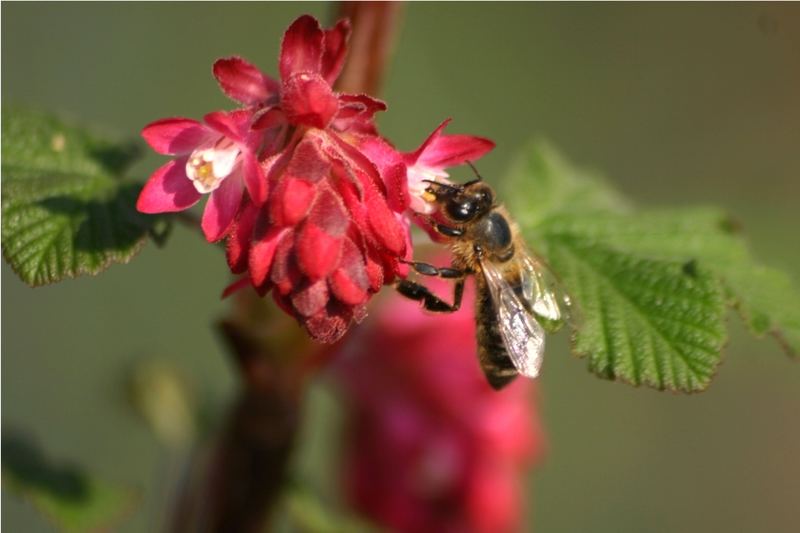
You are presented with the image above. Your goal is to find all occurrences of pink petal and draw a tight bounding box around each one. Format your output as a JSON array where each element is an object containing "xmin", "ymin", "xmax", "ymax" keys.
[
  {"xmin": 383, "ymin": 162, "xmax": 410, "ymax": 214},
  {"xmin": 270, "ymin": 176, "xmax": 316, "ymax": 226},
  {"xmin": 285, "ymin": 134, "xmax": 331, "ymax": 183},
  {"xmin": 280, "ymin": 15, "xmax": 324, "ymax": 80},
  {"xmin": 335, "ymin": 94, "xmax": 386, "ymax": 120},
  {"xmin": 226, "ymin": 200, "xmax": 258, "ymax": 274},
  {"xmin": 203, "ymin": 109, "xmax": 253, "ymax": 143},
  {"xmin": 221, "ymin": 277, "xmax": 250, "ymax": 299},
  {"xmin": 261, "ymin": 150, "xmax": 293, "ymax": 189},
  {"xmin": 291, "ymin": 279, "xmax": 330, "ymax": 317},
  {"xmin": 136, "ymin": 158, "xmax": 201, "ymax": 213},
  {"xmin": 365, "ymin": 185, "xmax": 407, "ymax": 255},
  {"xmin": 330, "ymin": 161, "xmax": 367, "ymax": 228},
  {"xmin": 333, "ymin": 93, "xmax": 386, "ymax": 134},
  {"xmin": 270, "ymin": 230, "xmax": 301, "ymax": 295},
  {"xmin": 321, "ymin": 19, "xmax": 352, "ymax": 84},
  {"xmin": 410, "ymin": 119, "xmax": 496, "ymax": 170},
  {"xmin": 329, "ymin": 237, "xmax": 369, "ymax": 305},
  {"xmin": 281, "ymin": 72, "xmax": 339, "ymax": 129},
  {"xmin": 358, "ymin": 136, "xmax": 408, "ymax": 212},
  {"xmin": 252, "ymin": 107, "xmax": 287, "ymax": 130},
  {"xmin": 296, "ymin": 222, "xmax": 343, "ymax": 280},
  {"xmin": 201, "ymin": 173, "xmax": 245, "ymax": 242},
  {"xmin": 242, "ymin": 153, "xmax": 268, "ymax": 206},
  {"xmin": 330, "ymin": 269, "xmax": 367, "ymax": 305},
  {"xmin": 307, "ymin": 184, "xmax": 349, "ymax": 236},
  {"xmin": 305, "ymin": 300, "xmax": 358, "ymax": 343},
  {"xmin": 364, "ymin": 246, "xmax": 385, "ymax": 292},
  {"xmin": 294, "ymin": 182, "xmax": 349, "ymax": 280},
  {"xmin": 141, "ymin": 118, "xmax": 213, "ymax": 155},
  {"xmin": 326, "ymin": 131, "xmax": 385, "ymax": 194},
  {"xmin": 419, "ymin": 133, "xmax": 496, "ymax": 169},
  {"xmin": 213, "ymin": 56, "xmax": 279, "ymax": 106},
  {"xmin": 249, "ymin": 222, "xmax": 289, "ymax": 289},
  {"xmin": 407, "ymin": 118, "xmax": 452, "ymax": 165}
]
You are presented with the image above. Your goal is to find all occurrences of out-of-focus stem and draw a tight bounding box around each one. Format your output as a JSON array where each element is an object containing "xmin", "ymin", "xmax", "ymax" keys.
[
  {"xmin": 200, "ymin": 317, "xmax": 303, "ymax": 533},
  {"xmin": 335, "ymin": 1, "xmax": 405, "ymax": 96}
]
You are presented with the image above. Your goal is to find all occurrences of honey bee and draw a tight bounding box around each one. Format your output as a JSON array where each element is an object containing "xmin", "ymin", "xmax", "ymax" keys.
[{"xmin": 396, "ymin": 164, "xmax": 571, "ymax": 389}]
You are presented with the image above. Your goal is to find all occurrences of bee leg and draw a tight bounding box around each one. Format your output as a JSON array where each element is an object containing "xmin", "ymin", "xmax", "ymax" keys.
[
  {"xmin": 419, "ymin": 215, "xmax": 464, "ymax": 238},
  {"xmin": 402, "ymin": 260, "xmax": 467, "ymax": 279},
  {"xmin": 395, "ymin": 278, "xmax": 465, "ymax": 313},
  {"xmin": 432, "ymin": 223, "xmax": 464, "ymax": 238}
]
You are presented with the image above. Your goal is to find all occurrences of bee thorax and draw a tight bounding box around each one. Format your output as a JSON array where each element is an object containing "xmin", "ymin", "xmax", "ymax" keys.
[{"xmin": 473, "ymin": 211, "xmax": 513, "ymax": 259}]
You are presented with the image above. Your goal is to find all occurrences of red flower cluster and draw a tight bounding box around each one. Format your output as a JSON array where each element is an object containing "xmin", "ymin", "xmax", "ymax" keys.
[
  {"xmin": 137, "ymin": 15, "xmax": 493, "ymax": 341},
  {"xmin": 333, "ymin": 275, "xmax": 543, "ymax": 533}
]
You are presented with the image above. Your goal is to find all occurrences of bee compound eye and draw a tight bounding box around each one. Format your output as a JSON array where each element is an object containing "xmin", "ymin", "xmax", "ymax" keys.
[{"xmin": 447, "ymin": 199, "xmax": 475, "ymax": 221}]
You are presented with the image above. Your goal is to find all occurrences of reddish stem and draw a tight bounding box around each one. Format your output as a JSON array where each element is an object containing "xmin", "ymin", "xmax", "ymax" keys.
[{"xmin": 335, "ymin": 1, "xmax": 405, "ymax": 96}]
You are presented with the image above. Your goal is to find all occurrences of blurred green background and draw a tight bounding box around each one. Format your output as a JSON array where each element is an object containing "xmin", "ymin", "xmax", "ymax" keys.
[{"xmin": 3, "ymin": 3, "xmax": 799, "ymax": 532}]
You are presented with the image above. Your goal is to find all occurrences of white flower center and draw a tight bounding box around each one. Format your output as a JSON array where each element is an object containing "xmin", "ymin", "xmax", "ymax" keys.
[
  {"xmin": 185, "ymin": 138, "xmax": 241, "ymax": 194},
  {"xmin": 407, "ymin": 165, "xmax": 450, "ymax": 214}
]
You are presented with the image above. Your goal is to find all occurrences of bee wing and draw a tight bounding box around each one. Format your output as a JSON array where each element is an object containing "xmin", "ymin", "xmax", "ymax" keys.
[
  {"xmin": 481, "ymin": 258, "xmax": 546, "ymax": 378},
  {"xmin": 519, "ymin": 251, "xmax": 573, "ymax": 333}
]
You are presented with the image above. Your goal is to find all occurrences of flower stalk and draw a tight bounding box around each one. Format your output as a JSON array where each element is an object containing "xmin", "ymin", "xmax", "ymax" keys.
[{"xmin": 335, "ymin": 1, "xmax": 405, "ymax": 95}]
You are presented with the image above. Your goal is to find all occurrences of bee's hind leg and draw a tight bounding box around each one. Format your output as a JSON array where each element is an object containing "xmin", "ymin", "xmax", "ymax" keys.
[{"xmin": 395, "ymin": 277, "xmax": 465, "ymax": 313}]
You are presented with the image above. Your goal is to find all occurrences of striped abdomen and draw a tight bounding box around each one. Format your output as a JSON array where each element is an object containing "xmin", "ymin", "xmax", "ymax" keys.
[{"xmin": 475, "ymin": 276, "xmax": 519, "ymax": 390}]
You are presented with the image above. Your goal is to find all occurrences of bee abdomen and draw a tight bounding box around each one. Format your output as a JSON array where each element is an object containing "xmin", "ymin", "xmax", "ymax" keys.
[{"xmin": 476, "ymin": 281, "xmax": 518, "ymax": 390}]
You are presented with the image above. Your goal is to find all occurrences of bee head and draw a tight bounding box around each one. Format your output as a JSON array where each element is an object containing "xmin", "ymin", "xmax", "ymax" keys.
[
  {"xmin": 423, "ymin": 182, "xmax": 493, "ymax": 221},
  {"xmin": 441, "ymin": 181, "xmax": 494, "ymax": 222}
]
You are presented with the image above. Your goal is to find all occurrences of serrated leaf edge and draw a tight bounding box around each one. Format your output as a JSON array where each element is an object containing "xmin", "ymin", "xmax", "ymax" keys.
[{"xmin": 553, "ymin": 240, "xmax": 728, "ymax": 392}]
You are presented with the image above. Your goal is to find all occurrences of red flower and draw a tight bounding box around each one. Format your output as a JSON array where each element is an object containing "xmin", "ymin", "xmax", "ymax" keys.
[
  {"xmin": 137, "ymin": 110, "xmax": 265, "ymax": 242},
  {"xmin": 220, "ymin": 15, "xmax": 410, "ymax": 342},
  {"xmin": 333, "ymin": 274, "xmax": 544, "ymax": 533},
  {"xmin": 137, "ymin": 14, "xmax": 497, "ymax": 344}
]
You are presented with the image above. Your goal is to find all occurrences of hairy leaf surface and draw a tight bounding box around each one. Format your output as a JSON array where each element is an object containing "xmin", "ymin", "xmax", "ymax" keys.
[
  {"xmin": 2, "ymin": 107, "xmax": 153, "ymax": 286},
  {"xmin": 503, "ymin": 141, "xmax": 799, "ymax": 391}
]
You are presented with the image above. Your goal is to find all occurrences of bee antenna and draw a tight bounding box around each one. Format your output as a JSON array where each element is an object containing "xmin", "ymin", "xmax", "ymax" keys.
[{"xmin": 466, "ymin": 160, "xmax": 484, "ymax": 182}]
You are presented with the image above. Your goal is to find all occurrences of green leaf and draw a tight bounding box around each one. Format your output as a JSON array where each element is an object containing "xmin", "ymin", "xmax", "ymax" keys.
[
  {"xmin": 539, "ymin": 209, "xmax": 800, "ymax": 357},
  {"xmin": 502, "ymin": 142, "xmax": 800, "ymax": 391},
  {"xmin": 542, "ymin": 223, "xmax": 727, "ymax": 391},
  {"xmin": 2, "ymin": 432, "xmax": 137, "ymax": 533},
  {"xmin": 1, "ymin": 107, "xmax": 155, "ymax": 286}
]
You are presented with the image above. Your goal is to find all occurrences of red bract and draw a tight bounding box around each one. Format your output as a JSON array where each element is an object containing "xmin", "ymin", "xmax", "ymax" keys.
[{"xmin": 333, "ymin": 275, "xmax": 543, "ymax": 533}]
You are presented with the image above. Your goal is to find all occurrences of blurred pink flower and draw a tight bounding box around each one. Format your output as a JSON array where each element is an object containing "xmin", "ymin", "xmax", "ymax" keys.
[{"xmin": 333, "ymin": 273, "xmax": 544, "ymax": 533}]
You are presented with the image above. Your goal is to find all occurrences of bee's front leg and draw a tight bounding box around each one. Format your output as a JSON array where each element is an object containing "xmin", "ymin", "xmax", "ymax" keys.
[
  {"xmin": 419, "ymin": 215, "xmax": 464, "ymax": 238},
  {"xmin": 395, "ymin": 278, "xmax": 465, "ymax": 313},
  {"xmin": 402, "ymin": 260, "xmax": 468, "ymax": 279}
]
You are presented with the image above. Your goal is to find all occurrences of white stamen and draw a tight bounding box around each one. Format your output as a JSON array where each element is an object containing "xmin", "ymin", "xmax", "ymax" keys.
[{"xmin": 185, "ymin": 138, "xmax": 241, "ymax": 194}]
